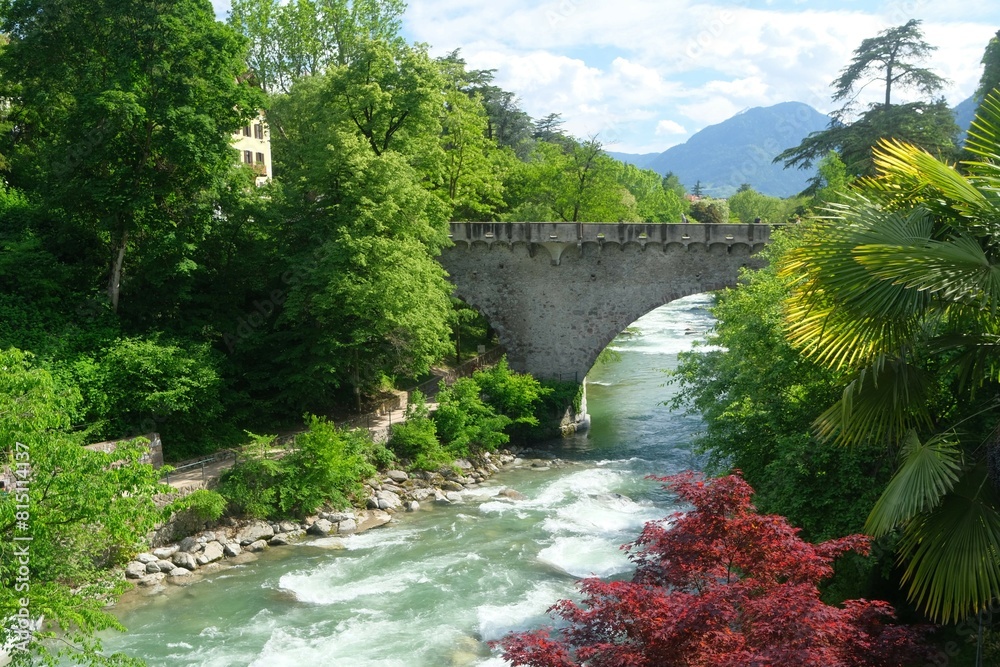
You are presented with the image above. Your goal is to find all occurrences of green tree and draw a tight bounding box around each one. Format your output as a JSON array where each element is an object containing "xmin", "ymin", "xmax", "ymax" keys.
[
  {"xmin": 434, "ymin": 378, "xmax": 512, "ymax": 457},
  {"xmin": 617, "ymin": 163, "xmax": 687, "ymax": 222},
  {"xmin": 0, "ymin": 0, "xmax": 262, "ymax": 311},
  {"xmin": 727, "ymin": 187, "xmax": 792, "ymax": 223},
  {"xmin": 687, "ymin": 199, "xmax": 728, "ymax": 224},
  {"xmin": 776, "ymin": 19, "xmax": 957, "ymax": 176},
  {"xmin": 777, "ymin": 94, "xmax": 1000, "ymax": 622},
  {"xmin": 504, "ymin": 138, "xmax": 638, "ymax": 222},
  {"xmin": 670, "ymin": 231, "xmax": 889, "ymax": 543},
  {"xmin": 0, "ymin": 348, "xmax": 164, "ymax": 665},
  {"xmin": 228, "ymin": 0, "xmax": 407, "ymax": 92},
  {"xmin": 264, "ymin": 58, "xmax": 453, "ymax": 405}
]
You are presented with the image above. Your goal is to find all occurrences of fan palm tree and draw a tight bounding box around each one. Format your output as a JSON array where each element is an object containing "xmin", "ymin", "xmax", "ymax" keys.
[{"xmin": 778, "ymin": 93, "xmax": 1000, "ymax": 623}]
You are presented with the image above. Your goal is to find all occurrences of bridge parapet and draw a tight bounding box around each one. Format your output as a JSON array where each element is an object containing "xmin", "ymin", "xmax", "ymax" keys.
[{"xmin": 449, "ymin": 222, "xmax": 770, "ymax": 256}]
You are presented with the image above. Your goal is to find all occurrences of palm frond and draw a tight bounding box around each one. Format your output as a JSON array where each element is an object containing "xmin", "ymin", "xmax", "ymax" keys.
[
  {"xmin": 897, "ymin": 465, "xmax": 1000, "ymax": 623},
  {"xmin": 870, "ymin": 140, "xmax": 998, "ymax": 224},
  {"xmin": 866, "ymin": 430, "xmax": 962, "ymax": 537},
  {"xmin": 930, "ymin": 330, "xmax": 1000, "ymax": 394},
  {"xmin": 854, "ymin": 232, "xmax": 1000, "ymax": 311},
  {"xmin": 813, "ymin": 357, "xmax": 933, "ymax": 445},
  {"xmin": 965, "ymin": 91, "xmax": 1000, "ymax": 167},
  {"xmin": 780, "ymin": 205, "xmax": 934, "ymax": 371}
]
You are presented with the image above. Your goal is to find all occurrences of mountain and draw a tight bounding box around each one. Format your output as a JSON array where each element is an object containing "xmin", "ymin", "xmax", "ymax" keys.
[
  {"xmin": 610, "ymin": 102, "xmax": 830, "ymax": 198},
  {"xmin": 953, "ymin": 94, "xmax": 977, "ymax": 143}
]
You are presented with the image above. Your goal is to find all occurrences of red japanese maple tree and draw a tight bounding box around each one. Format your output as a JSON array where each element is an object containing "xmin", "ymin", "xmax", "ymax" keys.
[{"xmin": 497, "ymin": 472, "xmax": 930, "ymax": 667}]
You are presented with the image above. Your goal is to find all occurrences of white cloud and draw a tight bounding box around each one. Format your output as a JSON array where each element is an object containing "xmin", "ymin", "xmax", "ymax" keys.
[
  {"xmin": 214, "ymin": 0, "xmax": 1000, "ymax": 152},
  {"xmin": 655, "ymin": 120, "xmax": 687, "ymax": 136}
]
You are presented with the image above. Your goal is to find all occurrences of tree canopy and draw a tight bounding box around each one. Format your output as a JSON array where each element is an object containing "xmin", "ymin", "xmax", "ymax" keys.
[
  {"xmin": 776, "ymin": 19, "xmax": 957, "ymax": 176},
  {"xmin": 498, "ymin": 473, "xmax": 930, "ymax": 667}
]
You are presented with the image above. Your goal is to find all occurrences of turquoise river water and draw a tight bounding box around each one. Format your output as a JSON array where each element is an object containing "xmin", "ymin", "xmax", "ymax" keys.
[{"xmin": 100, "ymin": 294, "xmax": 716, "ymax": 666}]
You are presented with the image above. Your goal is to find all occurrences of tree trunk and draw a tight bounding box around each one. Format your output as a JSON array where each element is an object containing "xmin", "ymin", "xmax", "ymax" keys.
[{"xmin": 107, "ymin": 228, "xmax": 128, "ymax": 312}]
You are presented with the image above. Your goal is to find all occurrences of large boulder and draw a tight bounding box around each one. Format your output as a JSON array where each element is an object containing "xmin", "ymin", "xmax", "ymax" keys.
[
  {"xmin": 155, "ymin": 559, "xmax": 176, "ymax": 572},
  {"xmin": 237, "ymin": 520, "xmax": 275, "ymax": 546},
  {"xmin": 308, "ymin": 519, "xmax": 334, "ymax": 536},
  {"xmin": 125, "ymin": 561, "xmax": 147, "ymax": 580},
  {"xmin": 197, "ymin": 541, "xmax": 225, "ymax": 565},
  {"xmin": 135, "ymin": 552, "xmax": 158, "ymax": 564},
  {"xmin": 152, "ymin": 545, "xmax": 179, "ymax": 560},
  {"xmin": 337, "ymin": 518, "xmax": 357, "ymax": 535},
  {"xmin": 386, "ymin": 470, "xmax": 409, "ymax": 483},
  {"xmin": 172, "ymin": 551, "xmax": 199, "ymax": 571},
  {"xmin": 223, "ymin": 542, "xmax": 242, "ymax": 558},
  {"xmin": 441, "ymin": 480, "xmax": 464, "ymax": 492},
  {"xmin": 375, "ymin": 490, "xmax": 402, "ymax": 511},
  {"xmin": 356, "ymin": 510, "xmax": 391, "ymax": 532},
  {"xmin": 499, "ymin": 488, "xmax": 527, "ymax": 501},
  {"xmin": 245, "ymin": 539, "xmax": 269, "ymax": 552},
  {"xmin": 178, "ymin": 536, "xmax": 202, "ymax": 553}
]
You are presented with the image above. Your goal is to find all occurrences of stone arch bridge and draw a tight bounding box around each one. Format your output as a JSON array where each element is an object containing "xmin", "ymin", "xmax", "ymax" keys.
[{"xmin": 439, "ymin": 222, "xmax": 772, "ymax": 382}]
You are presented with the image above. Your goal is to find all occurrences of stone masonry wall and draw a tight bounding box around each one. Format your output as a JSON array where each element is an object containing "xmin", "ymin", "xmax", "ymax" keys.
[{"xmin": 440, "ymin": 222, "xmax": 771, "ymax": 381}]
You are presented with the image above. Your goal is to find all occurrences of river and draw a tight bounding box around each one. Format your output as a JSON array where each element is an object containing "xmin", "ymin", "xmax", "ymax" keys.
[{"xmin": 100, "ymin": 293, "xmax": 715, "ymax": 667}]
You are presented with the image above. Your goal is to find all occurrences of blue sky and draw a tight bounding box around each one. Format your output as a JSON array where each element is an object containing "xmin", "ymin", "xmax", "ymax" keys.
[{"xmin": 214, "ymin": 1, "xmax": 1000, "ymax": 154}]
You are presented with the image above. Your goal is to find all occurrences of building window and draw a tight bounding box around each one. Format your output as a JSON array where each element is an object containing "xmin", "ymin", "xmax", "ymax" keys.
[
  {"xmin": 255, "ymin": 152, "xmax": 265, "ymax": 164},
  {"xmin": 254, "ymin": 123, "xmax": 264, "ymax": 140},
  {"xmin": 242, "ymin": 125, "xmax": 252, "ymax": 137},
  {"xmin": 243, "ymin": 150, "xmax": 253, "ymax": 164}
]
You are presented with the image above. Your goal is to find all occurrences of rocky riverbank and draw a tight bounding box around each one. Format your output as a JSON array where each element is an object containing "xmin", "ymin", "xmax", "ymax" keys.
[{"xmin": 121, "ymin": 450, "xmax": 537, "ymax": 596}]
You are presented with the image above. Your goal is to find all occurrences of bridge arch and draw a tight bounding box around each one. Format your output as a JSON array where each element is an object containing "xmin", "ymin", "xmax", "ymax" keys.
[{"xmin": 439, "ymin": 222, "xmax": 771, "ymax": 382}]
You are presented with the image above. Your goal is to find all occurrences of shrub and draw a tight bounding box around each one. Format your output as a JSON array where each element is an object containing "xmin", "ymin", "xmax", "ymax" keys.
[
  {"xmin": 473, "ymin": 357, "xmax": 551, "ymax": 426},
  {"xmin": 498, "ymin": 472, "xmax": 931, "ymax": 667},
  {"xmin": 276, "ymin": 415, "xmax": 375, "ymax": 514},
  {"xmin": 169, "ymin": 489, "xmax": 227, "ymax": 522},
  {"xmin": 434, "ymin": 377, "xmax": 511, "ymax": 457},
  {"xmin": 388, "ymin": 390, "xmax": 440, "ymax": 459}
]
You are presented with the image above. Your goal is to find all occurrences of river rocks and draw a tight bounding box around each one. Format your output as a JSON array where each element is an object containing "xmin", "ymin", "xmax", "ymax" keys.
[
  {"xmin": 386, "ymin": 469, "xmax": 409, "ymax": 483},
  {"xmin": 138, "ymin": 572, "xmax": 166, "ymax": 587},
  {"xmin": 172, "ymin": 551, "xmax": 198, "ymax": 571},
  {"xmin": 375, "ymin": 490, "xmax": 402, "ymax": 511},
  {"xmin": 124, "ymin": 448, "xmax": 525, "ymax": 592},
  {"xmin": 245, "ymin": 539, "xmax": 269, "ymax": 552},
  {"xmin": 308, "ymin": 519, "xmax": 334, "ymax": 536},
  {"xmin": 197, "ymin": 541, "xmax": 224, "ymax": 565},
  {"xmin": 237, "ymin": 520, "xmax": 274, "ymax": 545},
  {"xmin": 499, "ymin": 488, "xmax": 527, "ymax": 501},
  {"xmin": 356, "ymin": 510, "xmax": 391, "ymax": 532},
  {"xmin": 178, "ymin": 536, "xmax": 202, "ymax": 553},
  {"xmin": 410, "ymin": 488, "xmax": 435, "ymax": 502},
  {"xmin": 125, "ymin": 561, "xmax": 148, "ymax": 580},
  {"xmin": 152, "ymin": 546, "xmax": 179, "ymax": 560}
]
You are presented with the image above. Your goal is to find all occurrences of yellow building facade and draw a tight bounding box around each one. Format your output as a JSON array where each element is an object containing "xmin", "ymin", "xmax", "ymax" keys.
[{"xmin": 232, "ymin": 113, "xmax": 272, "ymax": 186}]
